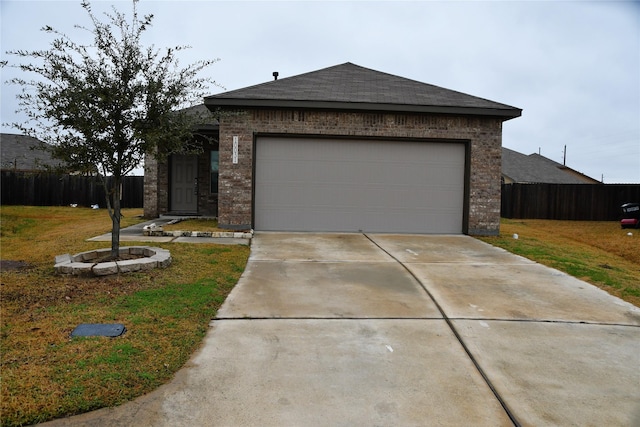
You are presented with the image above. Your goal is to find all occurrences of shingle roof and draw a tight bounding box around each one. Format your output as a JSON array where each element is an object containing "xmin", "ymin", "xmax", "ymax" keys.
[
  {"xmin": 205, "ymin": 62, "xmax": 521, "ymax": 119},
  {"xmin": 180, "ymin": 103, "xmax": 219, "ymax": 131},
  {"xmin": 502, "ymin": 147, "xmax": 599, "ymax": 184},
  {"xmin": 0, "ymin": 133, "xmax": 64, "ymax": 171}
]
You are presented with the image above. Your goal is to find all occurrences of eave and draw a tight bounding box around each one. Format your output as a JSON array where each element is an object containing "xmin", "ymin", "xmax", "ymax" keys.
[{"xmin": 204, "ymin": 98, "xmax": 523, "ymax": 121}]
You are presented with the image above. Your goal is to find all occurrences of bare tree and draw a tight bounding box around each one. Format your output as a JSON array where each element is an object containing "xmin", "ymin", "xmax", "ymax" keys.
[{"xmin": 5, "ymin": 0, "xmax": 218, "ymax": 257}]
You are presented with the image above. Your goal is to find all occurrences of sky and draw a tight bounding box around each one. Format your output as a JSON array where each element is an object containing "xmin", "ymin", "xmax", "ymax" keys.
[{"xmin": 1, "ymin": 0, "xmax": 639, "ymax": 183}]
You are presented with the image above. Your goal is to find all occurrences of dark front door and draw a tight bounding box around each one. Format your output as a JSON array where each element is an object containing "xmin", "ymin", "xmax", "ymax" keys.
[{"xmin": 171, "ymin": 154, "xmax": 198, "ymax": 213}]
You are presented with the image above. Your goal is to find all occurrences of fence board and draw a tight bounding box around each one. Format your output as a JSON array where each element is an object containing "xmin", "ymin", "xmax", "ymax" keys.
[
  {"xmin": 501, "ymin": 183, "xmax": 640, "ymax": 220},
  {"xmin": 1, "ymin": 171, "xmax": 143, "ymax": 208},
  {"xmin": 5, "ymin": 174, "xmax": 637, "ymax": 220}
]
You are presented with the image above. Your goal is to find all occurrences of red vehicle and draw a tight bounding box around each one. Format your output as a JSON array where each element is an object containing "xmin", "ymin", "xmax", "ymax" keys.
[{"xmin": 620, "ymin": 203, "xmax": 640, "ymax": 229}]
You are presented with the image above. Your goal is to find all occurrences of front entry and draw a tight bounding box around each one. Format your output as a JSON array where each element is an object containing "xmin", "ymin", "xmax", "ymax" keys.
[{"xmin": 171, "ymin": 154, "xmax": 198, "ymax": 213}]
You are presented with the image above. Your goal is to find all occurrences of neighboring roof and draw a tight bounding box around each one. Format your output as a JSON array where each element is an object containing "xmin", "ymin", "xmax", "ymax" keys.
[
  {"xmin": 502, "ymin": 147, "xmax": 600, "ymax": 184},
  {"xmin": 0, "ymin": 133, "xmax": 64, "ymax": 171},
  {"xmin": 205, "ymin": 62, "xmax": 522, "ymax": 120},
  {"xmin": 181, "ymin": 103, "xmax": 219, "ymax": 131},
  {"xmin": 182, "ymin": 103, "xmax": 212, "ymax": 116}
]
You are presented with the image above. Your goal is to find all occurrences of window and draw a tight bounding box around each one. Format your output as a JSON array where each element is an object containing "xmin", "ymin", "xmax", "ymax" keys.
[{"xmin": 210, "ymin": 150, "xmax": 219, "ymax": 194}]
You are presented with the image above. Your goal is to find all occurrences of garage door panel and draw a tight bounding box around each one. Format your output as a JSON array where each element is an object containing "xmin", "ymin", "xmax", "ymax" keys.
[{"xmin": 255, "ymin": 137, "xmax": 465, "ymax": 233}]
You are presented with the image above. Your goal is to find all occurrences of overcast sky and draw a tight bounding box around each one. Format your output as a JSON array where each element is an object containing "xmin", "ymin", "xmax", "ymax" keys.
[{"xmin": 1, "ymin": 0, "xmax": 639, "ymax": 182}]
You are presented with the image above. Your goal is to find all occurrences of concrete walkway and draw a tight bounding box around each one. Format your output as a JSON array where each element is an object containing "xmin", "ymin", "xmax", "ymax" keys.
[
  {"xmin": 87, "ymin": 216, "xmax": 250, "ymax": 245},
  {"xmin": 42, "ymin": 233, "xmax": 640, "ymax": 426}
]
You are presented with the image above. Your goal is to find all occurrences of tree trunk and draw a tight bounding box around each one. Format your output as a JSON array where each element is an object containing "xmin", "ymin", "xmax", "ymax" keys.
[{"xmin": 110, "ymin": 181, "xmax": 122, "ymax": 259}]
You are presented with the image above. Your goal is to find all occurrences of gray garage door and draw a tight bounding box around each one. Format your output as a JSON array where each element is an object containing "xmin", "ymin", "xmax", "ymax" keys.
[{"xmin": 254, "ymin": 137, "xmax": 466, "ymax": 233}]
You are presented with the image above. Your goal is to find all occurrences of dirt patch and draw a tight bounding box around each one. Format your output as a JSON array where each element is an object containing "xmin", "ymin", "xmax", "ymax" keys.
[{"xmin": 0, "ymin": 260, "xmax": 31, "ymax": 270}]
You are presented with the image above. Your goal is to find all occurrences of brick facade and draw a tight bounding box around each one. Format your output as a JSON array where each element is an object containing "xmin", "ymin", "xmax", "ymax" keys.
[
  {"xmin": 143, "ymin": 154, "xmax": 160, "ymax": 218},
  {"xmin": 217, "ymin": 109, "xmax": 503, "ymax": 235}
]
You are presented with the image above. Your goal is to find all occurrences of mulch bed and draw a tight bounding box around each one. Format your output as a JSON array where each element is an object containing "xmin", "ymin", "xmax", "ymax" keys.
[{"xmin": 93, "ymin": 253, "xmax": 146, "ymax": 263}]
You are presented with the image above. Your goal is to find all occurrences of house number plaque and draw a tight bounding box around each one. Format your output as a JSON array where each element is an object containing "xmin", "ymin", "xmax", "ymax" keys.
[{"xmin": 232, "ymin": 136, "xmax": 239, "ymax": 164}]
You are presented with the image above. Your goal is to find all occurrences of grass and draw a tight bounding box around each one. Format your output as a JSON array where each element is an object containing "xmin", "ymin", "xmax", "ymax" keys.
[
  {"xmin": 0, "ymin": 206, "xmax": 250, "ymax": 427},
  {"xmin": 477, "ymin": 219, "xmax": 640, "ymax": 307}
]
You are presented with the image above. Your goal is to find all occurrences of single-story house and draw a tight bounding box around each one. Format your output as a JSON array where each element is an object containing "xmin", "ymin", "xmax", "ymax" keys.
[
  {"xmin": 0, "ymin": 133, "xmax": 64, "ymax": 172},
  {"xmin": 502, "ymin": 147, "xmax": 600, "ymax": 184},
  {"xmin": 144, "ymin": 62, "xmax": 522, "ymax": 235}
]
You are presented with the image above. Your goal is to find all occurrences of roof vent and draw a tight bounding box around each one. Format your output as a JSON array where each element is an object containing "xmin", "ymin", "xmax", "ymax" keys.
[{"xmin": 272, "ymin": 71, "xmax": 279, "ymax": 80}]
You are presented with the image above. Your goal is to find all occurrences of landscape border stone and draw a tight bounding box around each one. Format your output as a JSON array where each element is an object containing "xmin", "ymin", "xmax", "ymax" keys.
[
  {"xmin": 54, "ymin": 246, "xmax": 171, "ymax": 276},
  {"xmin": 143, "ymin": 227, "xmax": 252, "ymax": 239},
  {"xmin": 142, "ymin": 220, "xmax": 252, "ymax": 240}
]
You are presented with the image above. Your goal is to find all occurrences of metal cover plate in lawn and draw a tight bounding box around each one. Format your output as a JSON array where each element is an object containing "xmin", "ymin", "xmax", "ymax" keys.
[{"xmin": 71, "ymin": 323, "xmax": 126, "ymax": 337}]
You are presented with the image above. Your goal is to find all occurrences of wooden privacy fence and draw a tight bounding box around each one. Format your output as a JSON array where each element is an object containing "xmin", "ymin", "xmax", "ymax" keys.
[
  {"xmin": 1, "ymin": 171, "xmax": 144, "ymax": 208},
  {"xmin": 501, "ymin": 183, "xmax": 640, "ymax": 221}
]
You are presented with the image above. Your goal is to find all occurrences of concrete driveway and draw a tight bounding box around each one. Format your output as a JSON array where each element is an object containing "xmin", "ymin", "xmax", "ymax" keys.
[{"xmin": 43, "ymin": 233, "xmax": 640, "ymax": 426}]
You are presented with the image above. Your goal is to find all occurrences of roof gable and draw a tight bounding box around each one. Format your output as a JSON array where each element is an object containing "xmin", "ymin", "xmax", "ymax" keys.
[
  {"xmin": 206, "ymin": 62, "xmax": 521, "ymax": 119},
  {"xmin": 502, "ymin": 147, "xmax": 599, "ymax": 184}
]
